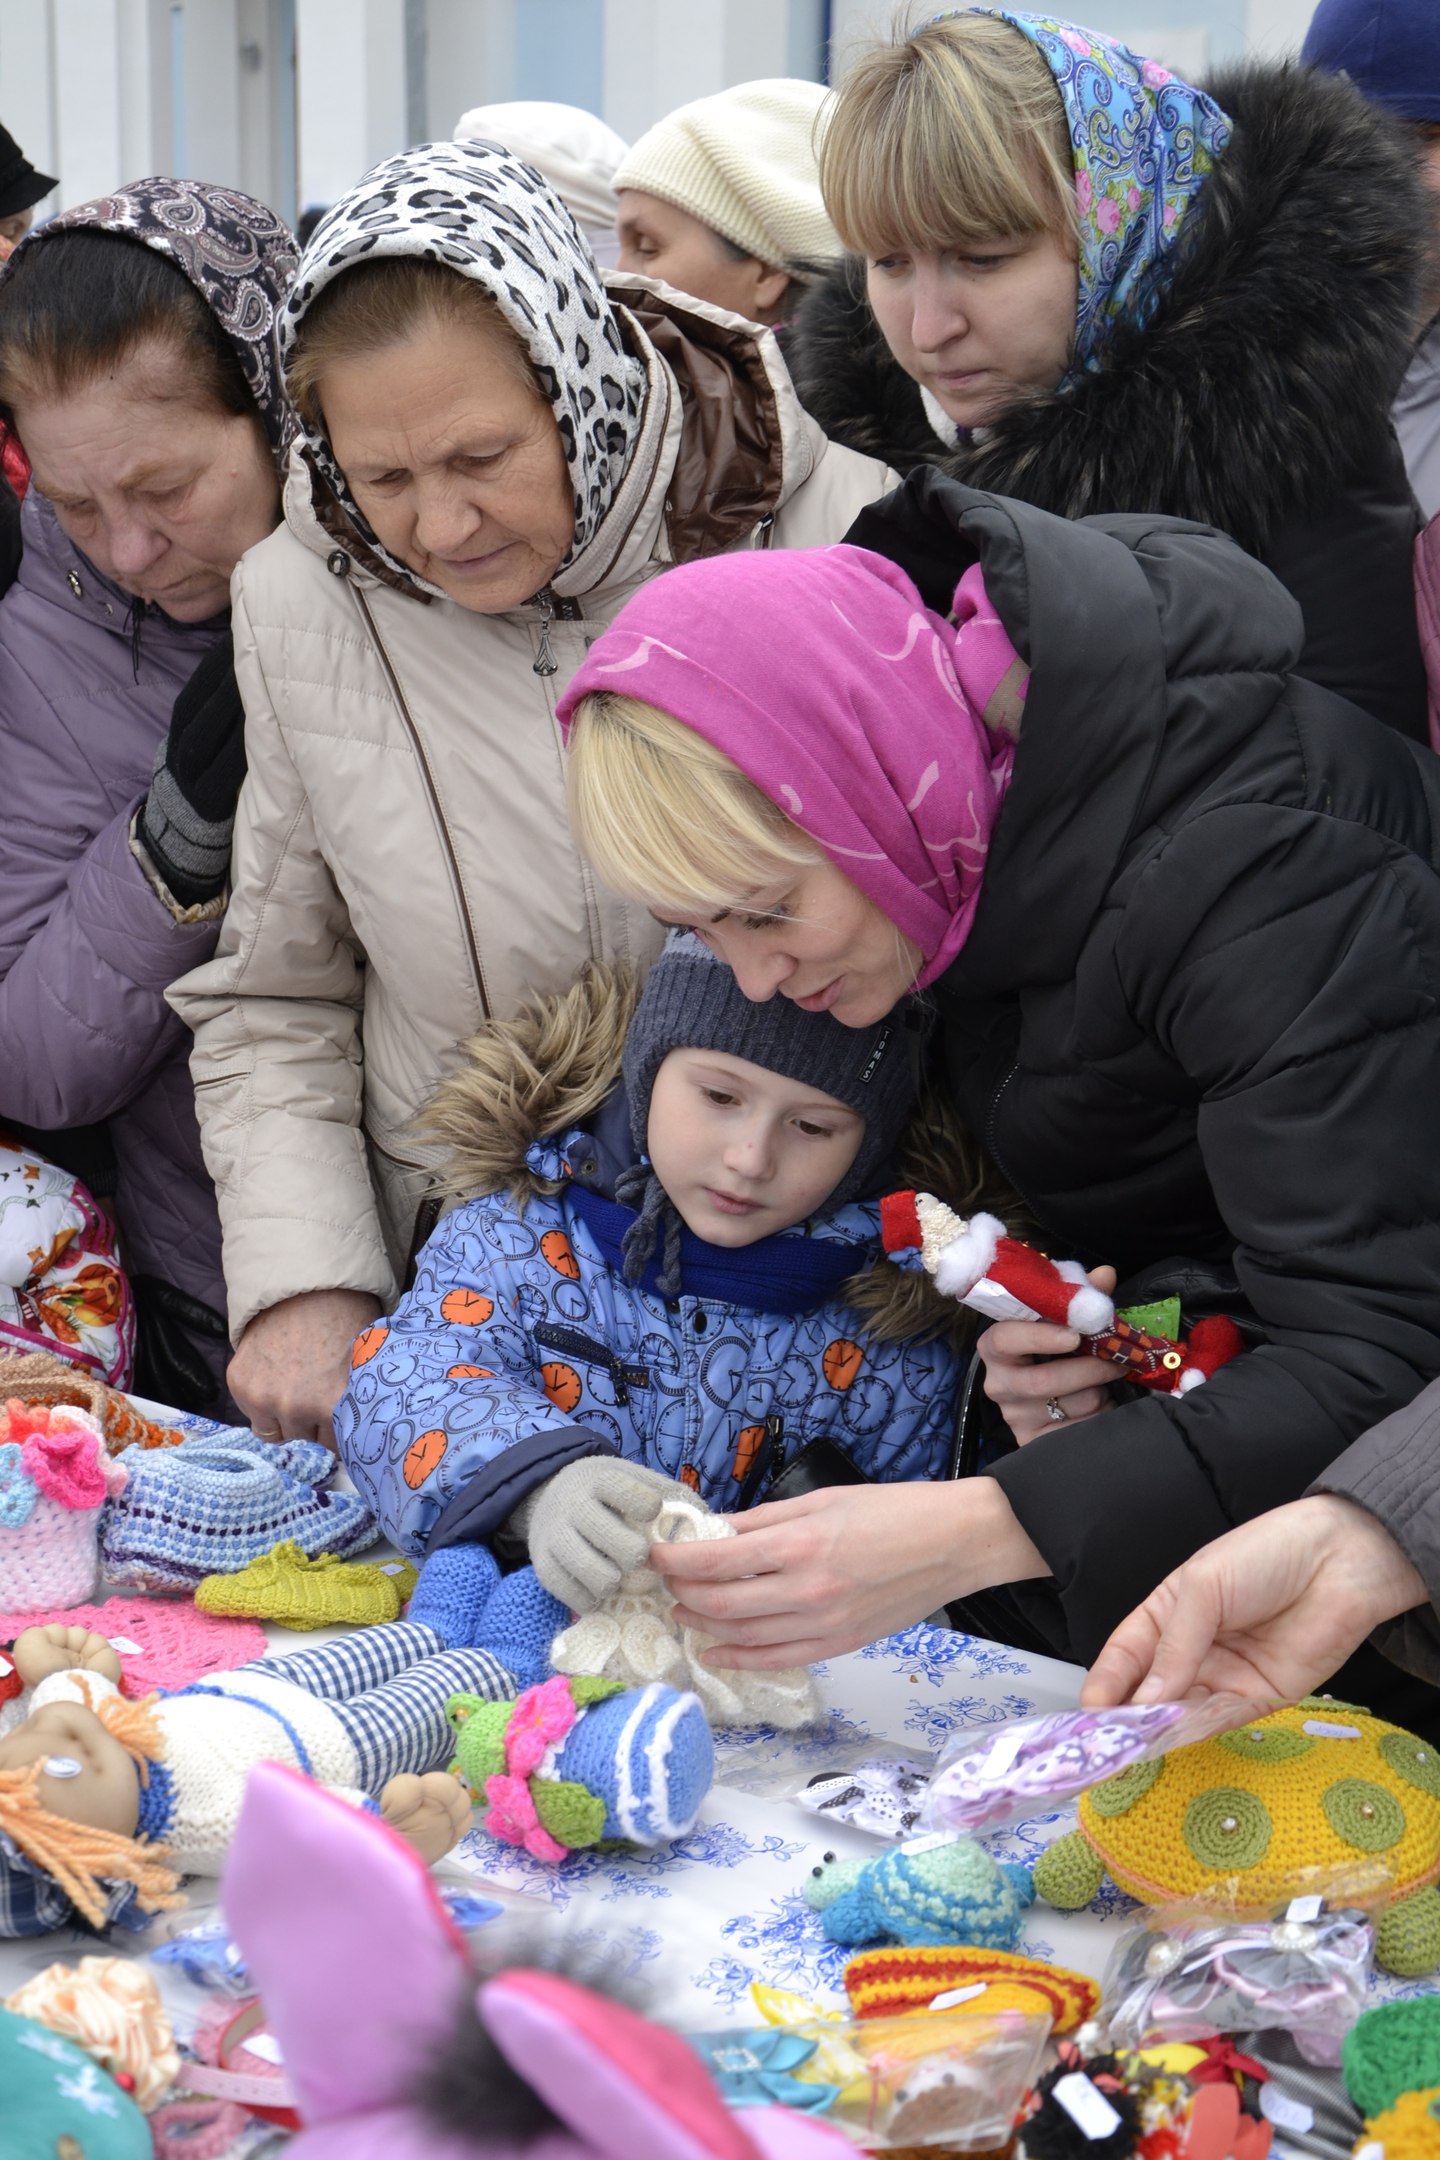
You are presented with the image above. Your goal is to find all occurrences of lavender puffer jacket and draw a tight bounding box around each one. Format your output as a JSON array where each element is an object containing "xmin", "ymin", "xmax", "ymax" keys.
[{"xmin": 0, "ymin": 491, "xmax": 229, "ymax": 1374}]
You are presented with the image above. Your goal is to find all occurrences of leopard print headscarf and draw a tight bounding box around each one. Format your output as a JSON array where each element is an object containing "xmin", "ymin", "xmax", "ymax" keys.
[{"xmin": 280, "ymin": 139, "xmax": 646, "ymax": 594}]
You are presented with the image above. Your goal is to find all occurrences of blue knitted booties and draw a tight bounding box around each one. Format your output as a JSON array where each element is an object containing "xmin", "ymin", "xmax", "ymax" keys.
[
  {"xmin": 409, "ymin": 1550, "xmax": 566, "ymax": 1684},
  {"xmin": 803, "ymin": 1839, "xmax": 1035, "ymax": 1949}
]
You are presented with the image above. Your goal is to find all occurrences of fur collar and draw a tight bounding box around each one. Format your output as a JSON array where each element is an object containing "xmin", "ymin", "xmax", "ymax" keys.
[{"xmin": 789, "ymin": 62, "xmax": 1427, "ymax": 555}]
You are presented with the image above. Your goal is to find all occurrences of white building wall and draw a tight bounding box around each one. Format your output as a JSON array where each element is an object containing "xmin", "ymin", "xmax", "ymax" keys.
[{"xmin": 0, "ymin": 0, "xmax": 1315, "ymax": 236}]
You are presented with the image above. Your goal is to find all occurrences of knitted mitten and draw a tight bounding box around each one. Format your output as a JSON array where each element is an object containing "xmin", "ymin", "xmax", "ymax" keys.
[
  {"xmin": 448, "ymin": 1674, "xmax": 714, "ymax": 1862},
  {"xmin": 194, "ymin": 1541, "xmax": 418, "ymax": 1629},
  {"xmin": 409, "ymin": 1550, "xmax": 566, "ymax": 1681}
]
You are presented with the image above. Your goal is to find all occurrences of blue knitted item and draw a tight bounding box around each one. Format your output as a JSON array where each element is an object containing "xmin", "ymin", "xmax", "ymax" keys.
[
  {"xmin": 100, "ymin": 1438, "xmax": 377, "ymax": 1593},
  {"xmin": 474, "ymin": 1563, "xmax": 569, "ymax": 1686},
  {"xmin": 803, "ymin": 1839, "xmax": 1035, "ymax": 1949},
  {"xmin": 407, "ymin": 1544, "xmax": 502, "ymax": 1652},
  {"xmin": 555, "ymin": 1682, "xmax": 714, "ymax": 1844}
]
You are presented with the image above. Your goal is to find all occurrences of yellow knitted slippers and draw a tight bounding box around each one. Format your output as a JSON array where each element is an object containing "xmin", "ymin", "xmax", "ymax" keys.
[{"xmin": 195, "ymin": 1540, "xmax": 418, "ymax": 1630}]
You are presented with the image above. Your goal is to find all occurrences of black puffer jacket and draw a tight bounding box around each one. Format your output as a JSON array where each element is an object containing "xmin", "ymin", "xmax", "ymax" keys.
[
  {"xmin": 792, "ymin": 63, "xmax": 1429, "ymax": 740},
  {"xmin": 850, "ymin": 470, "xmax": 1440, "ymax": 1666}
]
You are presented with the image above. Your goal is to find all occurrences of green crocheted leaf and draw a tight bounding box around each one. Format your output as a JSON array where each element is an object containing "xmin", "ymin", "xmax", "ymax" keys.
[
  {"xmin": 1088, "ymin": 1756, "xmax": 1164, "ymax": 1817},
  {"xmin": 1321, "ymin": 1778, "xmax": 1406, "ymax": 1853},
  {"xmin": 567, "ymin": 1675, "xmax": 625, "ymax": 1709},
  {"xmin": 1381, "ymin": 1731, "xmax": 1440, "ymax": 1800},
  {"xmin": 532, "ymin": 1777, "xmax": 607, "ymax": 1849},
  {"xmin": 447, "ymin": 1695, "xmax": 510, "ymax": 1785},
  {"xmin": 1033, "ymin": 1831, "xmax": 1105, "ymax": 1909}
]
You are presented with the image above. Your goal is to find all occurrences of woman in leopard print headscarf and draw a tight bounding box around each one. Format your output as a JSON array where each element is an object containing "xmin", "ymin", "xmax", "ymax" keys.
[{"xmin": 169, "ymin": 138, "xmax": 901, "ymax": 1452}]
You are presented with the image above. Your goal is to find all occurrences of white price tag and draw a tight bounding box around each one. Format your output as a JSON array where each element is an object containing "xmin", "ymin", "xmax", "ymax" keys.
[
  {"xmin": 107, "ymin": 1637, "xmax": 143, "ymax": 1656},
  {"xmin": 930, "ymin": 1984, "xmax": 989, "ymax": 2010},
  {"xmin": 1261, "ymin": 2089, "xmax": 1315, "ymax": 2136},
  {"xmin": 1285, "ymin": 1894, "xmax": 1323, "ymax": 1923},
  {"xmin": 242, "ymin": 2031, "xmax": 285, "ymax": 2067},
  {"xmin": 1302, "ymin": 1719, "xmax": 1362, "ymax": 1740},
  {"xmin": 979, "ymin": 1724, "xmax": 1029, "ymax": 1780},
  {"xmin": 379, "ymin": 1564, "xmax": 407, "ymax": 1576},
  {"xmin": 1053, "ymin": 2074, "xmax": 1122, "ymax": 2141},
  {"xmin": 901, "ymin": 1831, "xmax": 955, "ymax": 1856}
]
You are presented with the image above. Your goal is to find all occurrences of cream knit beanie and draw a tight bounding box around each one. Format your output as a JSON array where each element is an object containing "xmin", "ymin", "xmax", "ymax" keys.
[{"xmin": 613, "ymin": 77, "xmax": 839, "ymax": 272}]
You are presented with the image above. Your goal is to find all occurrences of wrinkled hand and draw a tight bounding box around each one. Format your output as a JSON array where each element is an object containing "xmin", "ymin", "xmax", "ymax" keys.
[
  {"xmin": 977, "ymin": 1264, "xmax": 1118, "ymax": 1444},
  {"xmin": 523, "ymin": 1457, "xmax": 694, "ymax": 1613},
  {"xmin": 652, "ymin": 1479, "xmax": 1049, "ymax": 1668},
  {"xmin": 379, "ymin": 1771, "xmax": 472, "ymax": 1863},
  {"xmin": 228, "ymin": 1287, "xmax": 383, "ymax": 1448},
  {"xmin": 12, "ymin": 1625, "xmax": 123, "ymax": 1686},
  {"xmin": 1083, "ymin": 1494, "xmax": 1429, "ymax": 1709}
]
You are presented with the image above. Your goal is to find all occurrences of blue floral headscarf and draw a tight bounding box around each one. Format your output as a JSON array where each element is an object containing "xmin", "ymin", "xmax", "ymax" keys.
[{"xmin": 935, "ymin": 11, "xmax": 1232, "ymax": 374}]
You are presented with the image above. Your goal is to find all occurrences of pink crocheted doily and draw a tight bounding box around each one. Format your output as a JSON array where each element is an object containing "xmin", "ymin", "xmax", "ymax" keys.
[{"xmin": 0, "ymin": 1595, "xmax": 266, "ymax": 1695}]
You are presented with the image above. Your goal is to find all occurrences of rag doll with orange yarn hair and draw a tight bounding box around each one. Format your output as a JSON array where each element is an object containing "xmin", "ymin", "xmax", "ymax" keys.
[{"xmin": 0, "ymin": 1541, "xmax": 715, "ymax": 1938}]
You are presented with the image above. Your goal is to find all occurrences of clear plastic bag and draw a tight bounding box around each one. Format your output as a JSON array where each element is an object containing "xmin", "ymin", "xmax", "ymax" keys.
[
  {"xmin": 1099, "ymin": 1882, "xmax": 1380, "ymax": 2068},
  {"xmin": 686, "ymin": 2007, "xmax": 1051, "ymax": 2150},
  {"xmin": 789, "ymin": 1746, "xmax": 936, "ymax": 1840},
  {"xmin": 918, "ymin": 1697, "xmax": 1278, "ymax": 1837}
]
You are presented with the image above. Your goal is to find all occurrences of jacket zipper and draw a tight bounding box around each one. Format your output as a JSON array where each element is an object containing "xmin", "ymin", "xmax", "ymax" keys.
[
  {"xmin": 532, "ymin": 1320, "xmax": 651, "ymax": 1406},
  {"xmin": 351, "ymin": 584, "xmax": 491, "ymax": 1021},
  {"xmin": 984, "ymin": 1059, "xmax": 1042, "ymax": 1227}
]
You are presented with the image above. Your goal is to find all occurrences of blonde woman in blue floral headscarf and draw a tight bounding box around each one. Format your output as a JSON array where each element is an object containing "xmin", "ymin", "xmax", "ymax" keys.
[{"xmin": 792, "ymin": 7, "xmax": 1431, "ymax": 742}]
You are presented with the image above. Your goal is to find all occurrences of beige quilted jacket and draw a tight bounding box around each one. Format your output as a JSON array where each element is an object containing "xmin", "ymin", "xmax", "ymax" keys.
[{"xmin": 171, "ymin": 280, "xmax": 897, "ymax": 1339}]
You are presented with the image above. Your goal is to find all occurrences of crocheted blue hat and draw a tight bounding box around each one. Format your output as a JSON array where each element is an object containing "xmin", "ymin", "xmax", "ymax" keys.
[
  {"xmin": 555, "ymin": 1680, "xmax": 714, "ymax": 1844},
  {"xmin": 100, "ymin": 1435, "xmax": 377, "ymax": 1593}
]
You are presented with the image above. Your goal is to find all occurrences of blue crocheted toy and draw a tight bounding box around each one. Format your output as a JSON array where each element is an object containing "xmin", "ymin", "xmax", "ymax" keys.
[
  {"xmin": 803, "ymin": 1838, "xmax": 1035, "ymax": 1949},
  {"xmin": 100, "ymin": 1435, "xmax": 377, "ymax": 1592}
]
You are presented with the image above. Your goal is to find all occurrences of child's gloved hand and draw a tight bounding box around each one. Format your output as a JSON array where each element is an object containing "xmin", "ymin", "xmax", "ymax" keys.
[{"xmin": 521, "ymin": 1458, "xmax": 697, "ymax": 1613}]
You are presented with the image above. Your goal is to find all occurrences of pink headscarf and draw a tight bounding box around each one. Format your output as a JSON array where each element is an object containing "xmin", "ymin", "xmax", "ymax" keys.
[{"xmin": 556, "ymin": 545, "xmax": 1024, "ymax": 986}]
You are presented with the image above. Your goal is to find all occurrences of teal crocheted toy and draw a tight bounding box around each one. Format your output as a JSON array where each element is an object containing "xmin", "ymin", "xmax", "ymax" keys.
[{"xmin": 803, "ymin": 1838, "xmax": 1035, "ymax": 1949}]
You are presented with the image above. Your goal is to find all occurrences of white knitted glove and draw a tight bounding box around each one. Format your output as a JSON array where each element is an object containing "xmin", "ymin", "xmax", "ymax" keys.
[{"xmin": 519, "ymin": 1458, "xmax": 694, "ymax": 1613}]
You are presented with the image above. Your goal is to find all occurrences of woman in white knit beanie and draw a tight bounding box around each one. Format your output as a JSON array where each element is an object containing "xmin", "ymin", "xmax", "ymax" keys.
[{"xmin": 614, "ymin": 78, "xmax": 839, "ymax": 324}]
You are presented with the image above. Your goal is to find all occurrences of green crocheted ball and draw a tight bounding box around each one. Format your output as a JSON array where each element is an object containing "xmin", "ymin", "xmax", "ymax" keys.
[
  {"xmin": 1344, "ymin": 1998, "xmax": 1440, "ymax": 2118},
  {"xmin": 1376, "ymin": 1887, "xmax": 1440, "ymax": 1981},
  {"xmin": 1033, "ymin": 1831, "xmax": 1106, "ymax": 1909},
  {"xmin": 447, "ymin": 1693, "xmax": 511, "ymax": 1786}
]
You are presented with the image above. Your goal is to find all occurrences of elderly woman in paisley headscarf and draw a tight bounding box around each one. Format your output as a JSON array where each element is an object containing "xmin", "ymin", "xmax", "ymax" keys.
[
  {"xmin": 788, "ymin": 8, "xmax": 1431, "ymax": 740},
  {"xmin": 0, "ymin": 179, "xmax": 297, "ymax": 1411},
  {"xmin": 170, "ymin": 139, "xmax": 895, "ymax": 1447}
]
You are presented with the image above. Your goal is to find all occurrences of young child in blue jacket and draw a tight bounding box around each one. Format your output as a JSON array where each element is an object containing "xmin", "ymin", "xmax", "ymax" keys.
[{"xmin": 334, "ymin": 932, "xmax": 968, "ymax": 1614}]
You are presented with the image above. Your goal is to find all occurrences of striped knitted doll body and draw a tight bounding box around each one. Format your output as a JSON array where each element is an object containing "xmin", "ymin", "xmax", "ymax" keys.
[{"xmin": 0, "ymin": 1548, "xmax": 714, "ymax": 1936}]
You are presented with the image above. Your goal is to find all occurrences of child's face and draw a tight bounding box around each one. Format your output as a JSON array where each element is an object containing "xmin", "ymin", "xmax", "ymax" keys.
[
  {"xmin": 0, "ymin": 1702, "xmax": 140, "ymax": 1834},
  {"xmin": 646, "ymin": 1048, "xmax": 865, "ymax": 1248}
]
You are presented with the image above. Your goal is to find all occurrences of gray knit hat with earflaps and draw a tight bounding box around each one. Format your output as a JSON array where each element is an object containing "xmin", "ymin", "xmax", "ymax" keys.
[{"xmin": 616, "ymin": 930, "xmax": 917, "ymax": 1292}]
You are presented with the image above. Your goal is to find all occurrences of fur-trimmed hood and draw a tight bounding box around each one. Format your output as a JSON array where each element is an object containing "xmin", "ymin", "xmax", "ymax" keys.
[{"xmin": 790, "ymin": 61, "xmax": 1427, "ymax": 556}]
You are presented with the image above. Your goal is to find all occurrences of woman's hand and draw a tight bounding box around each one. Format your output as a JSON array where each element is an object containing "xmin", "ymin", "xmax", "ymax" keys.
[
  {"xmin": 12, "ymin": 1625, "xmax": 123, "ymax": 1686},
  {"xmin": 227, "ymin": 1287, "xmax": 383, "ymax": 1448},
  {"xmin": 977, "ymin": 1263, "xmax": 1118, "ymax": 1443},
  {"xmin": 651, "ymin": 1479, "xmax": 1049, "ymax": 1668},
  {"xmin": 1082, "ymin": 1494, "xmax": 1429, "ymax": 1708}
]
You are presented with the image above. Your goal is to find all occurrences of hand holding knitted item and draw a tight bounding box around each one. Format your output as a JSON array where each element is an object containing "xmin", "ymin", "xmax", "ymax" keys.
[
  {"xmin": 448, "ymin": 1671, "xmax": 715, "ymax": 1860},
  {"xmin": 882, "ymin": 1192, "xmax": 1244, "ymax": 1395},
  {"xmin": 522, "ymin": 1458, "xmax": 694, "ymax": 1612},
  {"xmin": 550, "ymin": 1491, "xmax": 821, "ymax": 1729}
]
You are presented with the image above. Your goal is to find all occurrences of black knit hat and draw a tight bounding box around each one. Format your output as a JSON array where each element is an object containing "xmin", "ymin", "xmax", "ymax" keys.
[
  {"xmin": 0, "ymin": 125, "xmax": 56, "ymax": 222},
  {"xmin": 617, "ymin": 931, "xmax": 917, "ymax": 1290}
]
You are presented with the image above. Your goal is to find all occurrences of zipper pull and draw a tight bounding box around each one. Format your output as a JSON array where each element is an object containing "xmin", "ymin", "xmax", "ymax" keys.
[{"xmin": 532, "ymin": 590, "xmax": 558, "ymax": 676}]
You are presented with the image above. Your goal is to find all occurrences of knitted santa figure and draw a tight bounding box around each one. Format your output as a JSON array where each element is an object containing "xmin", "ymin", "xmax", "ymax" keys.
[{"xmin": 881, "ymin": 1193, "xmax": 1241, "ymax": 1395}]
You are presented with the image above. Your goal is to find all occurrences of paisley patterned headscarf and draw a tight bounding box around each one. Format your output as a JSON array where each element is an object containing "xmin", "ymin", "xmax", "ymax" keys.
[
  {"xmin": 937, "ymin": 11, "xmax": 1232, "ymax": 372},
  {"xmin": 13, "ymin": 178, "xmax": 299, "ymax": 455},
  {"xmin": 279, "ymin": 139, "xmax": 647, "ymax": 593}
]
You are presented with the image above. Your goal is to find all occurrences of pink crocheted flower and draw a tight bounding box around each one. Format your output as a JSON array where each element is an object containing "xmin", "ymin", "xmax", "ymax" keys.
[
  {"xmin": 503, "ymin": 1674, "xmax": 578, "ymax": 1778},
  {"xmin": 484, "ymin": 1772, "xmax": 569, "ymax": 1864},
  {"xmin": 18, "ymin": 1405, "xmax": 108, "ymax": 1510}
]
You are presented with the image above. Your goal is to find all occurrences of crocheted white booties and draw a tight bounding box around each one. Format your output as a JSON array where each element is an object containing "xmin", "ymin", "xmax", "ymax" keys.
[{"xmin": 550, "ymin": 1495, "xmax": 821, "ymax": 1730}]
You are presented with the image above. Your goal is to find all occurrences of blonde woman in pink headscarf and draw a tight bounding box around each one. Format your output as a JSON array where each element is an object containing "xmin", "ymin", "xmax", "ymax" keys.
[{"xmin": 559, "ymin": 471, "xmax": 1440, "ymax": 1716}]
